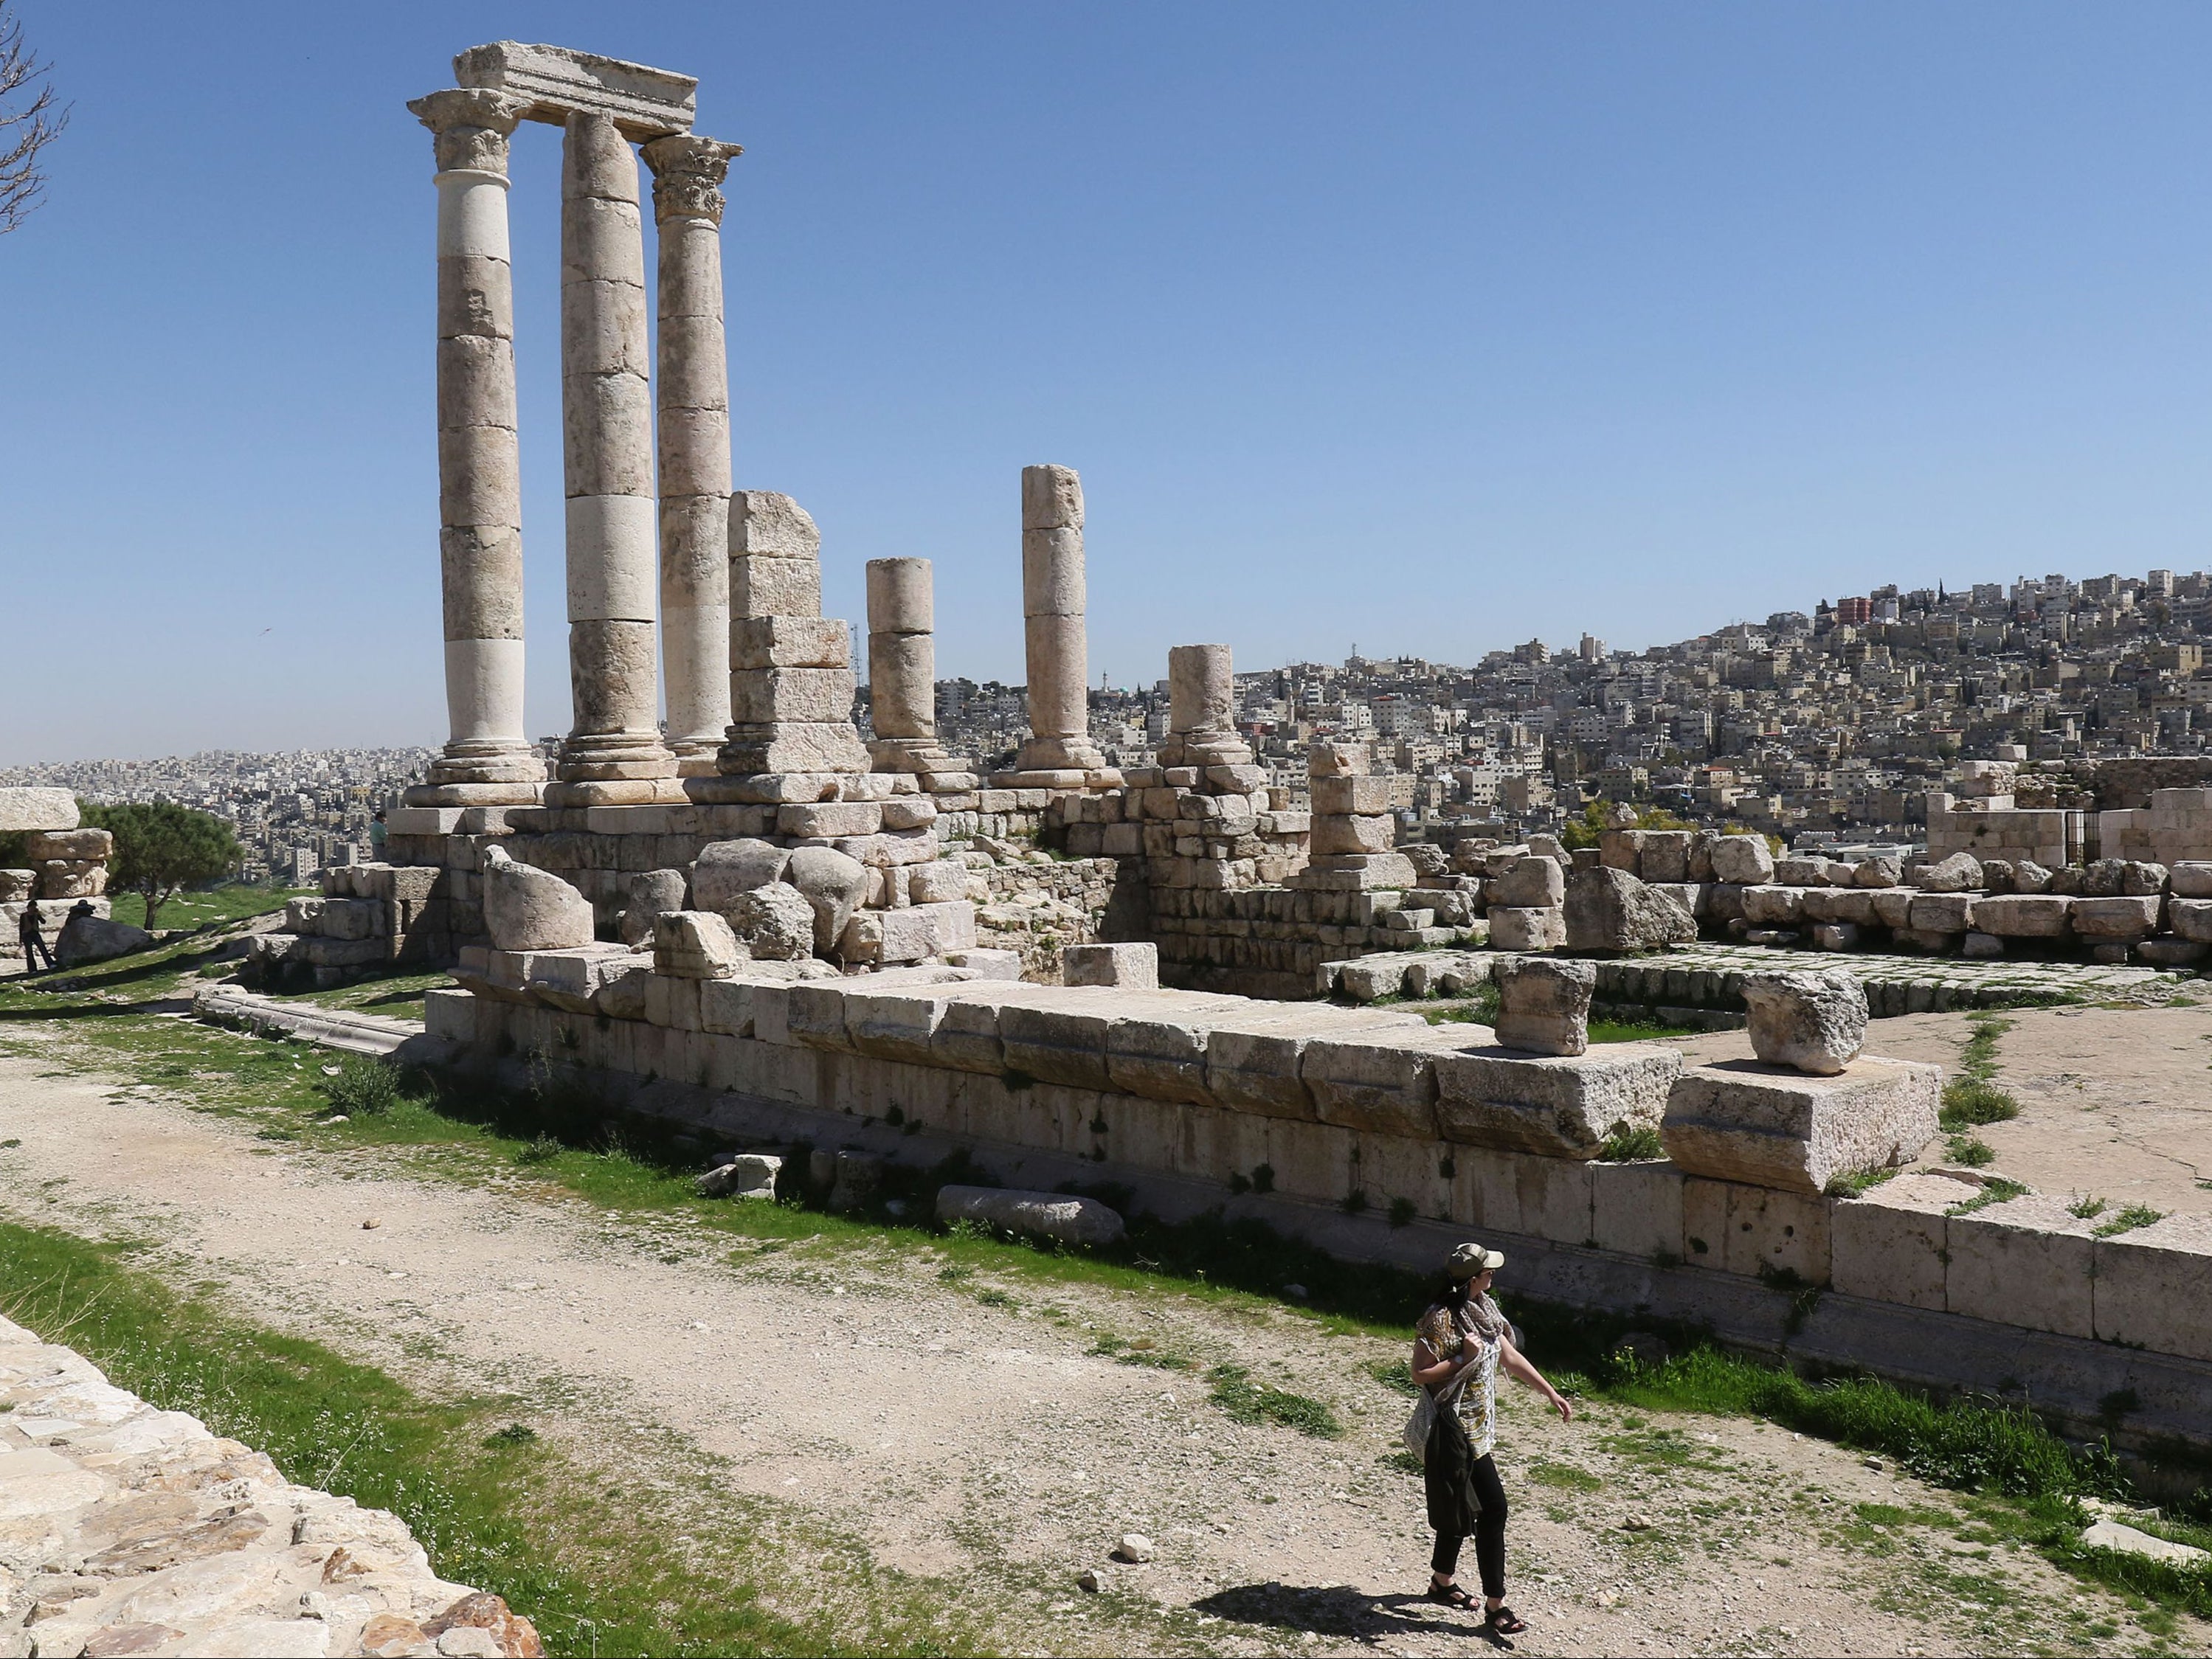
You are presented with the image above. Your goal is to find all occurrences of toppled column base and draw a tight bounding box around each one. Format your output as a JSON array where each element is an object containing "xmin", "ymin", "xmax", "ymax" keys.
[{"xmin": 1661, "ymin": 1055, "xmax": 1940, "ymax": 1195}]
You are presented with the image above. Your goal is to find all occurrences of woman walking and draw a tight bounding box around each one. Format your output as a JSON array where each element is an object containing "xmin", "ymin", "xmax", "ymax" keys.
[{"xmin": 1411, "ymin": 1241, "xmax": 1573, "ymax": 1636}]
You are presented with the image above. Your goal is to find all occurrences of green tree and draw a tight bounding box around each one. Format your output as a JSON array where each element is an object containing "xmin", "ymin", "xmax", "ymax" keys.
[
  {"xmin": 77, "ymin": 802, "xmax": 241, "ymax": 932},
  {"xmin": 1558, "ymin": 800, "xmax": 1696, "ymax": 851}
]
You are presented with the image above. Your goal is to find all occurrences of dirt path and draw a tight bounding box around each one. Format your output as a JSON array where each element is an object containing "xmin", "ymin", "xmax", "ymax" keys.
[
  {"xmin": 1676, "ymin": 1002, "xmax": 2212, "ymax": 1218},
  {"xmin": 0, "ymin": 1045, "xmax": 2196, "ymax": 1658}
]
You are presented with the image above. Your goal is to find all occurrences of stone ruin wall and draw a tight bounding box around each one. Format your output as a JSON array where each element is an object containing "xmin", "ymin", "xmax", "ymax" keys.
[{"xmin": 422, "ymin": 951, "xmax": 2212, "ymax": 1456}]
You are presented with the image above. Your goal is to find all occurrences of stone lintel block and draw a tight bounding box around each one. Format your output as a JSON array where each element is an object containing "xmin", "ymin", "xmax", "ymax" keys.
[
  {"xmin": 1103, "ymin": 1001, "xmax": 1238, "ymax": 1106},
  {"xmin": 1204, "ymin": 1006, "xmax": 1430, "ymax": 1121},
  {"xmin": 2092, "ymin": 1211, "xmax": 2212, "ymax": 1362},
  {"xmin": 1971, "ymin": 894, "xmax": 2074, "ymax": 938},
  {"xmin": 716, "ymin": 723, "xmax": 870, "ymax": 777},
  {"xmin": 455, "ymin": 40, "xmax": 697, "ymax": 139},
  {"xmin": 1662, "ymin": 1056, "xmax": 1940, "ymax": 1195},
  {"xmin": 1301, "ymin": 1025, "xmax": 1486, "ymax": 1139},
  {"xmin": 1946, "ymin": 1192, "xmax": 2095, "ymax": 1337},
  {"xmin": 1683, "ymin": 1177, "xmax": 1833, "ymax": 1284},
  {"xmin": 1310, "ymin": 813, "xmax": 1397, "ymax": 856},
  {"xmin": 1589, "ymin": 1159, "xmax": 1684, "ymax": 1260},
  {"xmin": 1830, "ymin": 1170, "xmax": 1974, "ymax": 1311},
  {"xmin": 2073, "ymin": 895, "xmax": 2162, "ymax": 940},
  {"xmin": 1434, "ymin": 1043, "xmax": 1682, "ymax": 1160},
  {"xmin": 24, "ymin": 828, "xmax": 110, "ymax": 861},
  {"xmin": 730, "ymin": 614, "xmax": 849, "ymax": 669},
  {"xmin": 924, "ymin": 982, "xmax": 1069, "ymax": 1075},
  {"xmin": 785, "ymin": 979, "xmax": 857, "ymax": 1052}
]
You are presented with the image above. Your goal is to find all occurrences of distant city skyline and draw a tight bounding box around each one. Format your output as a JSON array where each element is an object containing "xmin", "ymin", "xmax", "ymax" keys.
[{"xmin": 8, "ymin": 4, "xmax": 2212, "ymax": 763}]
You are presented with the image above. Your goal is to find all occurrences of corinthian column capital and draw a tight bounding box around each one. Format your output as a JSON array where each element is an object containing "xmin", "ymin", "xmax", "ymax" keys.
[
  {"xmin": 642, "ymin": 134, "xmax": 743, "ymax": 224},
  {"xmin": 407, "ymin": 88, "xmax": 532, "ymax": 176}
]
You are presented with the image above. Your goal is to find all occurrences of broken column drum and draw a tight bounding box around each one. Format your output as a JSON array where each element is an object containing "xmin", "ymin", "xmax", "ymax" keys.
[
  {"xmin": 1162, "ymin": 643, "xmax": 1254, "ymax": 769},
  {"xmin": 643, "ymin": 134, "xmax": 742, "ymax": 775},
  {"xmin": 409, "ymin": 88, "xmax": 544, "ymax": 800},
  {"xmin": 1015, "ymin": 463, "xmax": 1110, "ymax": 778},
  {"xmin": 556, "ymin": 109, "xmax": 676, "ymax": 791},
  {"xmin": 868, "ymin": 557, "xmax": 937, "ymax": 746}
]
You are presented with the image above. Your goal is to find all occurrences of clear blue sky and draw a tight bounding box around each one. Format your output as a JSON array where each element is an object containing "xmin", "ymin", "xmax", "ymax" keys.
[{"xmin": 5, "ymin": 3, "xmax": 2212, "ymax": 763}]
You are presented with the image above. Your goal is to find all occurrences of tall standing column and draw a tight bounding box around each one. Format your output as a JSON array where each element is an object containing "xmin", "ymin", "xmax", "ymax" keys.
[
  {"xmin": 554, "ymin": 110, "xmax": 676, "ymax": 800},
  {"xmin": 1012, "ymin": 463, "xmax": 1112, "ymax": 782},
  {"xmin": 407, "ymin": 88, "xmax": 543, "ymax": 804},
  {"xmin": 642, "ymin": 134, "xmax": 742, "ymax": 777}
]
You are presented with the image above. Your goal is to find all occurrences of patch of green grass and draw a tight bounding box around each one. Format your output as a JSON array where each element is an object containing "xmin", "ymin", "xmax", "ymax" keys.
[
  {"xmin": 1205, "ymin": 1364, "xmax": 1342, "ymax": 1438},
  {"xmin": 1945, "ymin": 1134, "xmax": 1997, "ymax": 1167},
  {"xmin": 1941, "ymin": 1078, "xmax": 2020, "ymax": 1131},
  {"xmin": 102, "ymin": 883, "xmax": 305, "ymax": 932},
  {"xmin": 1527, "ymin": 1458, "xmax": 1603, "ymax": 1492},
  {"xmin": 2091, "ymin": 1203, "xmax": 2163, "ymax": 1239},
  {"xmin": 2067, "ymin": 1196, "xmax": 2108, "ymax": 1220},
  {"xmin": 0, "ymin": 1219, "xmax": 986, "ymax": 1657},
  {"xmin": 1826, "ymin": 1166, "xmax": 1899, "ymax": 1199},
  {"xmin": 1946, "ymin": 1178, "xmax": 2030, "ymax": 1216},
  {"xmin": 1088, "ymin": 1333, "xmax": 1194, "ymax": 1371},
  {"xmin": 1589, "ymin": 1018, "xmax": 1701, "ymax": 1044},
  {"xmin": 1597, "ymin": 1124, "xmax": 1665, "ymax": 1162},
  {"xmin": 1367, "ymin": 1359, "xmax": 1419, "ymax": 1396},
  {"xmin": 317, "ymin": 1053, "xmax": 419, "ymax": 1117}
]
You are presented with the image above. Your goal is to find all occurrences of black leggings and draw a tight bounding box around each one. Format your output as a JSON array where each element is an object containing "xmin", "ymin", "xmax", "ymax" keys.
[{"xmin": 1431, "ymin": 1452, "xmax": 1507, "ymax": 1598}]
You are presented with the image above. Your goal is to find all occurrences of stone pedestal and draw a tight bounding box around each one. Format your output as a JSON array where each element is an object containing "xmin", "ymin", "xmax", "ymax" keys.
[
  {"xmin": 1003, "ymin": 464, "xmax": 1116, "ymax": 788},
  {"xmin": 407, "ymin": 88, "xmax": 545, "ymax": 806},
  {"xmin": 643, "ymin": 134, "xmax": 742, "ymax": 776},
  {"xmin": 1291, "ymin": 740, "xmax": 1405, "ymax": 891},
  {"xmin": 865, "ymin": 557, "xmax": 978, "ymax": 792},
  {"xmin": 553, "ymin": 110, "xmax": 677, "ymax": 803},
  {"xmin": 1661, "ymin": 1056, "xmax": 1941, "ymax": 1195}
]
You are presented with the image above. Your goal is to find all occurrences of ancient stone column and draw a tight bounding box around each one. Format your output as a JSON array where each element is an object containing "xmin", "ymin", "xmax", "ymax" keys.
[
  {"xmin": 1014, "ymin": 463, "xmax": 1110, "ymax": 780},
  {"xmin": 643, "ymin": 134, "xmax": 742, "ymax": 776},
  {"xmin": 867, "ymin": 558, "xmax": 936, "ymax": 744},
  {"xmin": 1161, "ymin": 643, "xmax": 1257, "ymax": 777},
  {"xmin": 555, "ymin": 110, "xmax": 675, "ymax": 799},
  {"xmin": 407, "ymin": 87, "xmax": 544, "ymax": 803}
]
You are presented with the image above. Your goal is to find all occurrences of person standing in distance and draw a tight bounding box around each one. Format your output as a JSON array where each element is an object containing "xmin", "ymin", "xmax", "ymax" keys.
[{"xmin": 1412, "ymin": 1241, "xmax": 1572, "ymax": 1635}]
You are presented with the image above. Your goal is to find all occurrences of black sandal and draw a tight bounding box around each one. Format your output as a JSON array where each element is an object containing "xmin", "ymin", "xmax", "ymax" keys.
[
  {"xmin": 1485, "ymin": 1606, "xmax": 1528, "ymax": 1635},
  {"xmin": 1425, "ymin": 1582, "xmax": 1477, "ymax": 1610}
]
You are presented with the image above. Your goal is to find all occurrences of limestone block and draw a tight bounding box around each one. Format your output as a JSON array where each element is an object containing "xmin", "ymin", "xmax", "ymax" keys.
[
  {"xmin": 1434, "ymin": 1043, "xmax": 1681, "ymax": 1159},
  {"xmin": 731, "ymin": 666, "xmax": 857, "ymax": 726},
  {"xmin": 1870, "ymin": 888, "xmax": 1917, "ymax": 929},
  {"xmin": 0, "ymin": 870, "xmax": 32, "ymax": 903},
  {"xmin": 1206, "ymin": 1005, "xmax": 1429, "ymax": 1120},
  {"xmin": 728, "ymin": 553, "xmax": 823, "ymax": 619},
  {"xmin": 1774, "ymin": 857, "xmax": 1827, "ymax": 887},
  {"xmin": 1971, "ymin": 894, "xmax": 2074, "ymax": 938},
  {"xmin": 1684, "ymin": 1178, "xmax": 1833, "ymax": 1284},
  {"xmin": 881, "ymin": 796, "xmax": 938, "ymax": 831},
  {"xmin": 1302, "ymin": 1025, "xmax": 1480, "ymax": 1138},
  {"xmin": 785, "ymin": 979, "xmax": 857, "ymax": 1050},
  {"xmin": 1063, "ymin": 941, "xmax": 1159, "ymax": 988},
  {"xmin": 522, "ymin": 942, "xmax": 644, "ymax": 1014},
  {"xmin": 1946, "ymin": 1192, "xmax": 2095, "ymax": 1338},
  {"xmin": 1907, "ymin": 893, "xmax": 1975, "ymax": 934},
  {"xmin": 317, "ymin": 898, "xmax": 384, "ymax": 942},
  {"xmin": 926, "ymin": 983, "xmax": 1062, "ymax": 1074},
  {"xmin": 938, "ymin": 1184, "xmax": 1124, "ymax": 1247},
  {"xmin": 947, "ymin": 946, "xmax": 1023, "ymax": 978},
  {"xmin": 1104, "ymin": 1003, "xmax": 1226, "ymax": 1106},
  {"xmin": 1636, "ymin": 831, "xmax": 1691, "ymax": 884},
  {"xmin": 0, "ymin": 787, "xmax": 77, "ymax": 832},
  {"xmin": 998, "ymin": 995, "xmax": 1127, "ymax": 1090},
  {"xmin": 2092, "ymin": 1211, "xmax": 2212, "ymax": 1362},
  {"xmin": 651, "ymin": 910, "xmax": 743, "ymax": 978},
  {"xmin": 1855, "ymin": 855, "xmax": 1903, "ymax": 887},
  {"xmin": 1741, "ymin": 885, "xmax": 1805, "ymax": 926},
  {"xmin": 1563, "ymin": 866, "xmax": 1696, "ymax": 952},
  {"xmin": 730, "ymin": 614, "xmax": 848, "ymax": 669},
  {"xmin": 1915, "ymin": 852, "xmax": 1983, "ymax": 893},
  {"xmin": 1741, "ymin": 970, "xmax": 1867, "ymax": 1075},
  {"xmin": 1710, "ymin": 834, "xmax": 1773, "ymax": 884},
  {"xmin": 618, "ymin": 867, "xmax": 688, "ymax": 946},
  {"xmin": 716, "ymin": 721, "xmax": 869, "ymax": 775},
  {"xmin": 725, "ymin": 882, "xmax": 815, "ymax": 960},
  {"xmin": 2074, "ymin": 895, "xmax": 2160, "ymax": 940},
  {"xmin": 1493, "ymin": 955, "xmax": 1595, "ymax": 1056},
  {"xmin": 908, "ymin": 859, "xmax": 969, "ymax": 905},
  {"xmin": 1811, "ymin": 923, "xmax": 1862, "ymax": 952},
  {"xmin": 1487, "ymin": 907, "xmax": 1564, "ymax": 952},
  {"xmin": 1308, "ymin": 740, "xmax": 1369, "ymax": 777},
  {"xmin": 1311, "ymin": 775, "xmax": 1394, "ymax": 816},
  {"xmin": 1311, "ymin": 814, "xmax": 1395, "ymax": 856},
  {"xmin": 1830, "ymin": 1171, "xmax": 1969, "ymax": 1311},
  {"xmin": 1597, "ymin": 829, "xmax": 1647, "ymax": 874},
  {"xmin": 1466, "ymin": 1148, "xmax": 1596, "ymax": 1245},
  {"xmin": 646, "ymin": 971, "xmax": 703, "ymax": 1031},
  {"xmin": 1662, "ymin": 1057, "xmax": 1940, "ymax": 1195},
  {"xmin": 2167, "ymin": 861, "xmax": 2212, "ymax": 898},
  {"xmin": 777, "ymin": 800, "xmax": 882, "ymax": 838},
  {"xmin": 481, "ymin": 848, "xmax": 593, "ymax": 949},
  {"xmin": 786, "ymin": 845, "xmax": 868, "ymax": 954},
  {"xmin": 2169, "ymin": 897, "xmax": 2212, "ymax": 943},
  {"xmin": 35, "ymin": 861, "xmax": 107, "ymax": 899},
  {"xmin": 24, "ymin": 828, "xmax": 111, "ymax": 861},
  {"xmin": 1493, "ymin": 856, "xmax": 1565, "ymax": 908},
  {"xmin": 1590, "ymin": 1159, "xmax": 1684, "ymax": 1259}
]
